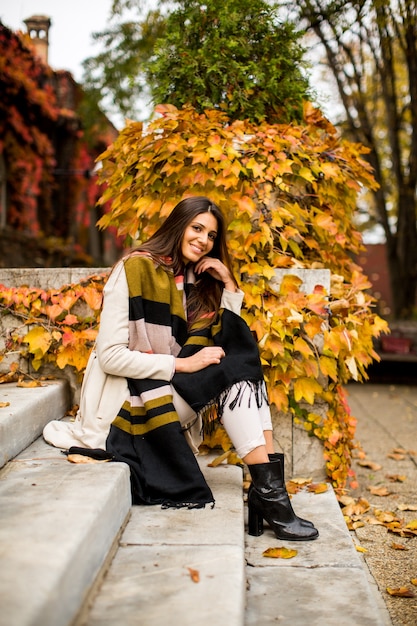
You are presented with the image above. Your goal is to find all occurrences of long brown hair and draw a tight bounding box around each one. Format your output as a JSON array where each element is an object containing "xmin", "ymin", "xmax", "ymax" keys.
[{"xmin": 137, "ymin": 196, "xmax": 238, "ymax": 324}]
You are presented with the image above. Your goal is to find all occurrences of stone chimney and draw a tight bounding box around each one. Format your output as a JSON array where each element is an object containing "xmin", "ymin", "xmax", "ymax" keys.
[{"xmin": 23, "ymin": 15, "xmax": 51, "ymax": 65}]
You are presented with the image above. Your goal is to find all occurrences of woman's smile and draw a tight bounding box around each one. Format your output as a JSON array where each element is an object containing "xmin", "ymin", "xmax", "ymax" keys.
[{"xmin": 181, "ymin": 211, "xmax": 218, "ymax": 263}]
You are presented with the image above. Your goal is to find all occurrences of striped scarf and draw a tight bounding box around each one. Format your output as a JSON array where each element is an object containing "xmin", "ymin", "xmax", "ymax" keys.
[{"xmin": 106, "ymin": 253, "xmax": 265, "ymax": 508}]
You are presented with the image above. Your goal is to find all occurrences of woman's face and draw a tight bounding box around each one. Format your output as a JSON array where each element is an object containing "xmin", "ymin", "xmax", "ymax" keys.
[{"xmin": 181, "ymin": 211, "xmax": 218, "ymax": 264}]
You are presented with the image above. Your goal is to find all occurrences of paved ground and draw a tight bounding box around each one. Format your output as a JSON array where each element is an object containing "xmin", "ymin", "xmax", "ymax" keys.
[{"xmin": 345, "ymin": 382, "xmax": 417, "ymax": 626}]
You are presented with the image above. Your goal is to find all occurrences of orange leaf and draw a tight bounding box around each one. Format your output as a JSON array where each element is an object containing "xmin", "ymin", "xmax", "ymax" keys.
[
  {"xmin": 390, "ymin": 543, "xmax": 409, "ymax": 551},
  {"xmin": 187, "ymin": 567, "xmax": 200, "ymax": 583},
  {"xmin": 386, "ymin": 587, "xmax": 415, "ymax": 598},
  {"xmin": 262, "ymin": 547, "xmax": 298, "ymax": 559},
  {"xmin": 357, "ymin": 460, "xmax": 382, "ymax": 471},
  {"xmin": 307, "ymin": 482, "xmax": 328, "ymax": 494},
  {"xmin": 83, "ymin": 286, "xmax": 104, "ymax": 311}
]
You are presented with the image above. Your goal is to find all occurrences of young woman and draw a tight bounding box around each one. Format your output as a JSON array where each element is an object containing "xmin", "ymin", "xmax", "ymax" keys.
[{"xmin": 44, "ymin": 196, "xmax": 318, "ymax": 541}]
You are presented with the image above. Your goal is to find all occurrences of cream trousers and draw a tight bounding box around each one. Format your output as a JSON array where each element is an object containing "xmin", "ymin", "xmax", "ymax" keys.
[{"xmin": 174, "ymin": 381, "xmax": 273, "ymax": 458}]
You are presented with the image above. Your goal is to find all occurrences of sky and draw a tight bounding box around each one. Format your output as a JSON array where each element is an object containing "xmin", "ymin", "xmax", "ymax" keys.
[{"xmin": 0, "ymin": 0, "xmax": 114, "ymax": 82}]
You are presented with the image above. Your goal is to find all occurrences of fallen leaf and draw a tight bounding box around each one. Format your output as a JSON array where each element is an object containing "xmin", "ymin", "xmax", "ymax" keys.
[
  {"xmin": 392, "ymin": 447, "xmax": 407, "ymax": 454},
  {"xmin": 307, "ymin": 482, "xmax": 328, "ymax": 494},
  {"xmin": 0, "ymin": 401, "xmax": 10, "ymax": 408},
  {"xmin": 355, "ymin": 545, "xmax": 368, "ymax": 553},
  {"xmin": 411, "ymin": 579, "xmax": 417, "ymax": 586},
  {"xmin": 386, "ymin": 474, "xmax": 406, "ymax": 482},
  {"xmin": 368, "ymin": 486, "xmax": 391, "ymax": 496},
  {"xmin": 386, "ymin": 586, "xmax": 415, "ymax": 598},
  {"xmin": 207, "ymin": 450, "xmax": 230, "ymax": 467},
  {"xmin": 391, "ymin": 542, "xmax": 409, "ymax": 551},
  {"xmin": 374, "ymin": 509, "xmax": 399, "ymax": 523},
  {"xmin": 0, "ymin": 371, "xmax": 19, "ymax": 384},
  {"xmin": 187, "ymin": 567, "xmax": 200, "ymax": 583},
  {"xmin": 289, "ymin": 477, "xmax": 312, "ymax": 485},
  {"xmin": 67, "ymin": 454, "xmax": 110, "ymax": 464},
  {"xmin": 17, "ymin": 380, "xmax": 42, "ymax": 388},
  {"xmin": 286, "ymin": 481, "xmax": 302, "ymax": 495},
  {"xmin": 342, "ymin": 497, "xmax": 370, "ymax": 517},
  {"xmin": 357, "ymin": 460, "xmax": 382, "ymax": 471},
  {"xmin": 387, "ymin": 453, "xmax": 405, "ymax": 461},
  {"xmin": 363, "ymin": 516, "xmax": 385, "ymax": 526},
  {"xmin": 397, "ymin": 504, "xmax": 417, "ymax": 512},
  {"xmin": 405, "ymin": 520, "xmax": 417, "ymax": 530},
  {"xmin": 263, "ymin": 547, "xmax": 298, "ymax": 559}
]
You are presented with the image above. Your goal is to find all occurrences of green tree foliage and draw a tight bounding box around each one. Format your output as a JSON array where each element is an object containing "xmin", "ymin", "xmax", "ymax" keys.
[
  {"xmin": 147, "ymin": 0, "xmax": 310, "ymax": 123},
  {"xmin": 282, "ymin": 0, "xmax": 417, "ymax": 318},
  {"xmin": 83, "ymin": 0, "xmax": 311, "ymax": 123}
]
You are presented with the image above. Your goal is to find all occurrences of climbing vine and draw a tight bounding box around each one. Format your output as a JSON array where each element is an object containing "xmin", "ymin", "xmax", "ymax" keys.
[
  {"xmin": 0, "ymin": 102, "xmax": 389, "ymax": 491},
  {"xmin": 96, "ymin": 103, "xmax": 388, "ymax": 490}
]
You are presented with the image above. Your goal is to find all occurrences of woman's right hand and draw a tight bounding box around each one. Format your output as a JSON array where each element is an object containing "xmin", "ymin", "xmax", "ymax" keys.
[{"xmin": 175, "ymin": 347, "xmax": 225, "ymax": 373}]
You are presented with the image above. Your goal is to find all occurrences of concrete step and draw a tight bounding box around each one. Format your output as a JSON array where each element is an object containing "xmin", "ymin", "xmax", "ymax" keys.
[
  {"xmin": 75, "ymin": 457, "xmax": 245, "ymax": 626},
  {"xmin": 0, "ymin": 385, "xmax": 391, "ymax": 626},
  {"xmin": 244, "ymin": 486, "xmax": 392, "ymax": 626},
  {"xmin": 75, "ymin": 461, "xmax": 390, "ymax": 626},
  {"xmin": 0, "ymin": 436, "xmax": 131, "ymax": 626},
  {"xmin": 0, "ymin": 380, "xmax": 70, "ymax": 468}
]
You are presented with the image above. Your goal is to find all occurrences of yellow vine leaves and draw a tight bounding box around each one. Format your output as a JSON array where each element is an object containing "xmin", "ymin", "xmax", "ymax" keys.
[
  {"xmin": 1, "ymin": 102, "xmax": 390, "ymax": 491},
  {"xmin": 0, "ymin": 274, "xmax": 107, "ymax": 376},
  {"xmin": 94, "ymin": 102, "xmax": 389, "ymax": 490}
]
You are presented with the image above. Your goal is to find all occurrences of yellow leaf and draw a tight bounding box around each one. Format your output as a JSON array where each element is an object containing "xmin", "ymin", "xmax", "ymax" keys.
[
  {"xmin": 262, "ymin": 547, "xmax": 298, "ymax": 559},
  {"xmin": 405, "ymin": 520, "xmax": 417, "ymax": 530},
  {"xmin": 16, "ymin": 380, "xmax": 42, "ymax": 388},
  {"xmin": 293, "ymin": 377, "xmax": 322, "ymax": 404},
  {"xmin": 355, "ymin": 545, "xmax": 367, "ymax": 553},
  {"xmin": 0, "ymin": 402, "xmax": 10, "ymax": 408},
  {"xmin": 208, "ymin": 450, "xmax": 231, "ymax": 467},
  {"xmin": 24, "ymin": 327, "xmax": 52, "ymax": 357},
  {"xmin": 307, "ymin": 482, "xmax": 328, "ymax": 494},
  {"xmin": 279, "ymin": 274, "xmax": 303, "ymax": 295},
  {"xmin": 319, "ymin": 355, "xmax": 338, "ymax": 381},
  {"xmin": 294, "ymin": 336, "xmax": 314, "ymax": 358}
]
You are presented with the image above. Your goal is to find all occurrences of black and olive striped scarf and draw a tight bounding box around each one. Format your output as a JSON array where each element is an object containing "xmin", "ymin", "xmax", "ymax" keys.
[{"xmin": 106, "ymin": 254, "xmax": 265, "ymax": 508}]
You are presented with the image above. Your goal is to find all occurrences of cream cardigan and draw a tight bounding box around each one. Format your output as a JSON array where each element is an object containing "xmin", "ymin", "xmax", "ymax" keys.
[{"xmin": 43, "ymin": 261, "xmax": 244, "ymax": 450}]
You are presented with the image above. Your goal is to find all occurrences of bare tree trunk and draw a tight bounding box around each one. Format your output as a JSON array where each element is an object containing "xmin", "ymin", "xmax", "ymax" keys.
[{"xmin": 290, "ymin": 0, "xmax": 417, "ymax": 318}]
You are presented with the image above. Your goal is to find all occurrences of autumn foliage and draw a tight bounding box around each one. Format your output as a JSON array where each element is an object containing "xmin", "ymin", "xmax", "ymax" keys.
[
  {"xmin": 0, "ymin": 102, "xmax": 388, "ymax": 490},
  {"xmin": 95, "ymin": 103, "xmax": 387, "ymax": 489}
]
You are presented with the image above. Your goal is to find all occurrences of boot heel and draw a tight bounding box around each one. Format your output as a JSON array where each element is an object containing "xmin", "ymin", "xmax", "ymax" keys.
[{"xmin": 248, "ymin": 505, "xmax": 264, "ymax": 536}]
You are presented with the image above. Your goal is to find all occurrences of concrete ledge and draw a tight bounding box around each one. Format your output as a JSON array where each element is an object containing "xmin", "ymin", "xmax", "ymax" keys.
[
  {"xmin": 244, "ymin": 486, "xmax": 391, "ymax": 625},
  {"xmin": 0, "ymin": 380, "xmax": 70, "ymax": 469},
  {"xmin": 0, "ymin": 436, "xmax": 132, "ymax": 626},
  {"xmin": 0, "ymin": 268, "xmax": 109, "ymax": 289},
  {"xmin": 77, "ymin": 458, "xmax": 246, "ymax": 626}
]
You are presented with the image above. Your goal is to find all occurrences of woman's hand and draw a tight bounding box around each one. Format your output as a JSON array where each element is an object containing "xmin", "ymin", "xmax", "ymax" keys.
[
  {"xmin": 175, "ymin": 346, "xmax": 225, "ymax": 373},
  {"xmin": 194, "ymin": 257, "xmax": 237, "ymax": 292}
]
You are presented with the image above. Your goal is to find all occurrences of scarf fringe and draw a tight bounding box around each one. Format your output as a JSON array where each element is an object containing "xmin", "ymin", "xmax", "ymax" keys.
[{"xmin": 194, "ymin": 379, "xmax": 269, "ymax": 437}]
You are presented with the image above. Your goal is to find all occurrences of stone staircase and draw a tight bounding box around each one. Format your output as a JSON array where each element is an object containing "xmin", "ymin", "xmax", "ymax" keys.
[{"xmin": 0, "ymin": 381, "xmax": 392, "ymax": 626}]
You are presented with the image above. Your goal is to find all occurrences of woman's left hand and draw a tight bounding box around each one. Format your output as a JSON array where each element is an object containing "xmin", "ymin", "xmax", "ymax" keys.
[{"xmin": 195, "ymin": 257, "xmax": 237, "ymax": 292}]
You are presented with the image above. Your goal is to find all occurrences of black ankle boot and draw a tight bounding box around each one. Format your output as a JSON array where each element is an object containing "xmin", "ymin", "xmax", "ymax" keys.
[
  {"xmin": 248, "ymin": 460, "xmax": 319, "ymax": 541},
  {"xmin": 267, "ymin": 453, "xmax": 315, "ymax": 528}
]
